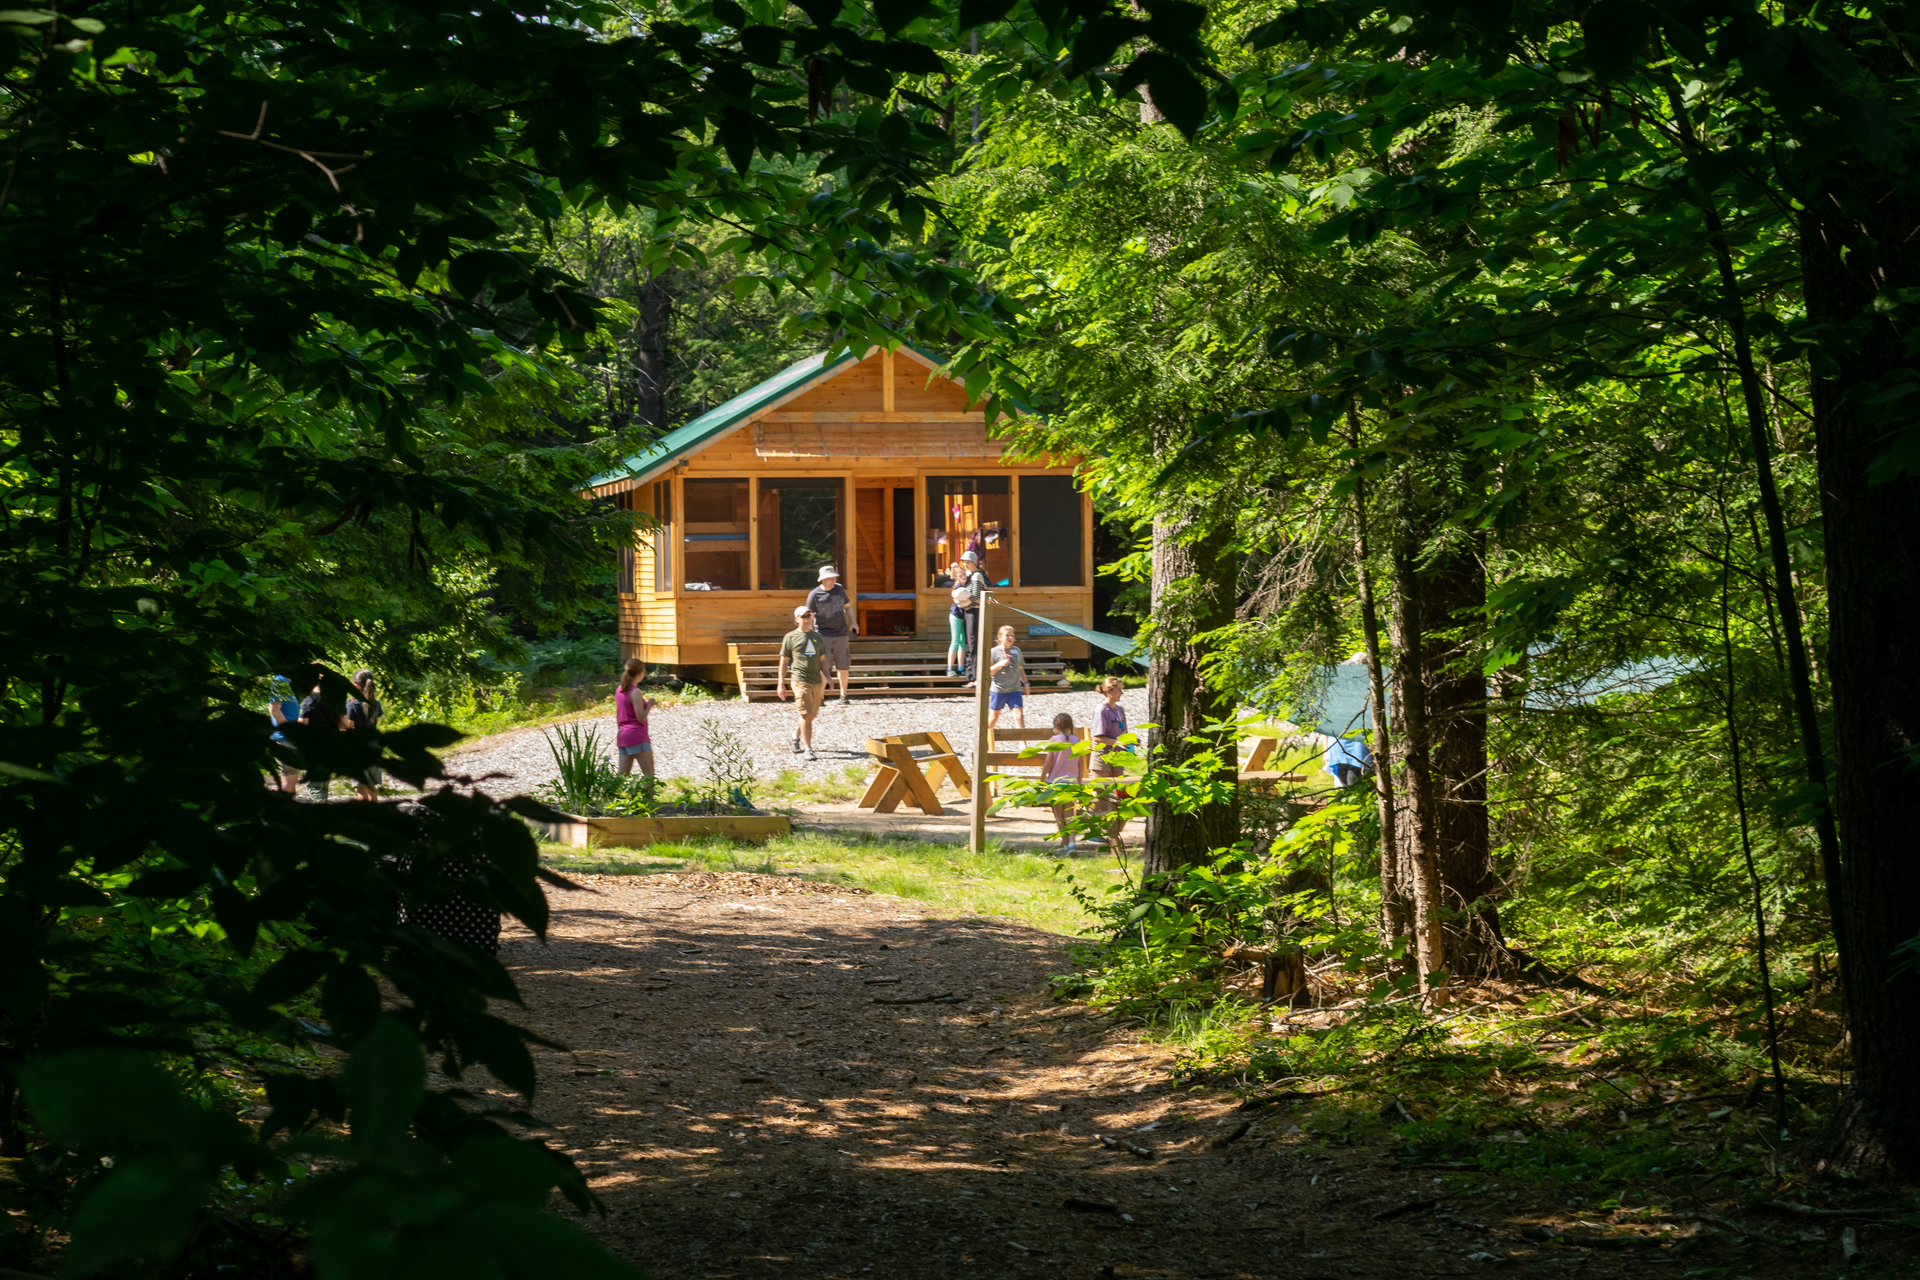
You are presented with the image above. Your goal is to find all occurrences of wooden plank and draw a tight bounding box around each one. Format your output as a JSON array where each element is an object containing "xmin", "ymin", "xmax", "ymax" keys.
[
  {"xmin": 759, "ymin": 411, "xmax": 985, "ymax": 422},
  {"xmin": 922, "ymin": 731, "xmax": 972, "ymax": 797},
  {"xmin": 887, "ymin": 742, "xmax": 945, "ymax": 815},
  {"xmin": 869, "ymin": 769, "xmax": 913, "ymax": 814},
  {"xmin": 858, "ymin": 766, "xmax": 897, "ymax": 809}
]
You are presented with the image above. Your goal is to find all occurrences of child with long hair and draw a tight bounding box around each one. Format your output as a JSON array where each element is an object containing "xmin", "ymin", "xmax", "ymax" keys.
[
  {"xmin": 1091, "ymin": 675, "xmax": 1131, "ymax": 853},
  {"xmin": 1042, "ymin": 711, "xmax": 1083, "ymax": 854},
  {"xmin": 946, "ymin": 585, "xmax": 969, "ymax": 677},
  {"xmin": 615, "ymin": 658, "xmax": 655, "ymax": 777}
]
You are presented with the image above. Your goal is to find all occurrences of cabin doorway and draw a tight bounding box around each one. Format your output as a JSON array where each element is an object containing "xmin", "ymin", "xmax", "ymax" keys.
[{"xmin": 854, "ymin": 478, "xmax": 918, "ymax": 636}]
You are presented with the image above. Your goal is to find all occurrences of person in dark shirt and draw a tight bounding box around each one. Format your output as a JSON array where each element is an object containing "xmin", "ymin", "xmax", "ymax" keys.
[
  {"xmin": 298, "ymin": 683, "xmax": 342, "ymax": 802},
  {"xmin": 958, "ymin": 550, "xmax": 989, "ymax": 685},
  {"xmin": 804, "ymin": 566, "xmax": 858, "ymax": 707},
  {"xmin": 345, "ymin": 669, "xmax": 384, "ymax": 801}
]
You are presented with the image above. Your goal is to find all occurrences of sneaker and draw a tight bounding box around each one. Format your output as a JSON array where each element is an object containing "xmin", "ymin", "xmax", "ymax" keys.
[
  {"xmin": 792, "ymin": 735, "xmax": 803, "ymax": 754},
  {"xmin": 838, "ymin": 695, "xmax": 850, "ymax": 707},
  {"xmin": 806, "ymin": 748, "xmax": 818, "ymax": 761},
  {"xmin": 1063, "ymin": 838, "xmax": 1078, "ymax": 855}
]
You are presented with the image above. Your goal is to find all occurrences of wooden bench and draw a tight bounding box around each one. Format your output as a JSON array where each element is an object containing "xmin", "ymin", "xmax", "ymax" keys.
[{"xmin": 859, "ymin": 732, "xmax": 973, "ymax": 815}]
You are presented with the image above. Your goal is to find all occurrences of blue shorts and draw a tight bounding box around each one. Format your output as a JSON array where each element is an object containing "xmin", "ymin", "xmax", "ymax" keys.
[
  {"xmin": 989, "ymin": 691, "xmax": 1024, "ymax": 711},
  {"xmin": 619, "ymin": 743, "xmax": 653, "ymax": 756}
]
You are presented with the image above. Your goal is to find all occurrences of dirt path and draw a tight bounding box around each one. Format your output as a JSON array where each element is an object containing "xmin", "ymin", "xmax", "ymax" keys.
[{"xmin": 462, "ymin": 873, "xmax": 1783, "ymax": 1279}]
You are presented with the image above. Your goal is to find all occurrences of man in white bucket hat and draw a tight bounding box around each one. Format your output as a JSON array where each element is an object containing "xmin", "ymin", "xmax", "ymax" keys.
[{"xmin": 804, "ymin": 565, "xmax": 857, "ymax": 706}]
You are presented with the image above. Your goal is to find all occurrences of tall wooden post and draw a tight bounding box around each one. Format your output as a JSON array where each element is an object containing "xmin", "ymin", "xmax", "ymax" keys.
[{"xmin": 971, "ymin": 591, "xmax": 992, "ymax": 854}]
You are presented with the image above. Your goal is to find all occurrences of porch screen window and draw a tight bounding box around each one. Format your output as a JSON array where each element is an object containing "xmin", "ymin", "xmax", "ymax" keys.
[
  {"xmin": 614, "ymin": 490, "xmax": 635, "ymax": 594},
  {"xmin": 758, "ymin": 478, "xmax": 845, "ymax": 590},
  {"xmin": 1017, "ymin": 475, "xmax": 1083, "ymax": 586},
  {"xmin": 926, "ymin": 475, "xmax": 1010, "ymax": 587},
  {"xmin": 653, "ymin": 480, "xmax": 673, "ymax": 592},
  {"xmin": 682, "ymin": 478, "xmax": 750, "ymax": 590}
]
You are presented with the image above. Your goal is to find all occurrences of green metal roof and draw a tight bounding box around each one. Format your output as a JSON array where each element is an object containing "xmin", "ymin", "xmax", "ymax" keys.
[{"xmin": 583, "ymin": 349, "xmax": 859, "ymax": 494}]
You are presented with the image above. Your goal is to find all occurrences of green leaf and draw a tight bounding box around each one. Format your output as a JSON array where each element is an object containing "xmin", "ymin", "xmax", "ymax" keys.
[
  {"xmin": 62, "ymin": 1156, "xmax": 209, "ymax": 1278},
  {"xmin": 341, "ymin": 1016, "xmax": 426, "ymax": 1156},
  {"xmin": 1581, "ymin": 0, "xmax": 1649, "ymax": 80}
]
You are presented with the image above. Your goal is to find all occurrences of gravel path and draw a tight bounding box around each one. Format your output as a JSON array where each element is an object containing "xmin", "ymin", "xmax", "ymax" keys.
[{"xmin": 444, "ymin": 688, "xmax": 1149, "ymax": 793}]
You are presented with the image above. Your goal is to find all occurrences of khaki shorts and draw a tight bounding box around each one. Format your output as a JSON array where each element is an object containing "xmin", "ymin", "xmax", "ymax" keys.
[
  {"xmin": 821, "ymin": 632, "xmax": 851, "ymax": 674},
  {"xmin": 795, "ymin": 681, "xmax": 825, "ymax": 715}
]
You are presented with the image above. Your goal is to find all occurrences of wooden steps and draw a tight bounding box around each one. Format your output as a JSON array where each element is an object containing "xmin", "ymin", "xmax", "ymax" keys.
[{"xmin": 727, "ymin": 637, "xmax": 1070, "ymax": 701}]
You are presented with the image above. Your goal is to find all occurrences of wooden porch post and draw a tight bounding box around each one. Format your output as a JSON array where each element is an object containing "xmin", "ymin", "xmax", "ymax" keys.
[{"xmin": 972, "ymin": 589, "xmax": 992, "ymax": 855}]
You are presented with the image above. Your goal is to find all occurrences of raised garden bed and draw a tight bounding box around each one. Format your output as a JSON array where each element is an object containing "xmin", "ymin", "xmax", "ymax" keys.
[{"xmin": 530, "ymin": 811, "xmax": 791, "ymax": 849}]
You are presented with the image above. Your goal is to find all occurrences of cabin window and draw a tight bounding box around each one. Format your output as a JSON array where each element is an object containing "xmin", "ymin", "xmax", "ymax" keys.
[
  {"xmin": 1017, "ymin": 475, "xmax": 1083, "ymax": 587},
  {"xmin": 614, "ymin": 490, "xmax": 635, "ymax": 594},
  {"xmin": 758, "ymin": 478, "xmax": 846, "ymax": 590},
  {"xmin": 682, "ymin": 478, "xmax": 750, "ymax": 590},
  {"xmin": 652, "ymin": 480, "xmax": 673, "ymax": 592},
  {"xmin": 926, "ymin": 475, "xmax": 1010, "ymax": 588}
]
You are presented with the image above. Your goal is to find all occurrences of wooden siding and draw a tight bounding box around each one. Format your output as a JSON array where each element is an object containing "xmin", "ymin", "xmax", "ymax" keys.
[
  {"xmin": 617, "ymin": 482, "xmax": 678, "ymax": 664},
  {"xmin": 753, "ymin": 420, "xmax": 1000, "ymax": 459}
]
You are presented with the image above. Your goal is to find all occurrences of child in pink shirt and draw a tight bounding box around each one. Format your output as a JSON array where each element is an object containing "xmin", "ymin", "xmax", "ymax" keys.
[
  {"xmin": 1042, "ymin": 711, "xmax": 1083, "ymax": 854},
  {"xmin": 615, "ymin": 658, "xmax": 655, "ymax": 777}
]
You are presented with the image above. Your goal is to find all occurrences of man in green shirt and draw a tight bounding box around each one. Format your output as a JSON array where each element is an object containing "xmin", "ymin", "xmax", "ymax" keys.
[{"xmin": 777, "ymin": 604, "xmax": 826, "ymax": 760}]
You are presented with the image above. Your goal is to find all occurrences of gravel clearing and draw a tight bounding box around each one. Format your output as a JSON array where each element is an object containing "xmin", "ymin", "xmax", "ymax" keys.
[{"xmin": 443, "ymin": 687, "xmax": 1148, "ymax": 794}]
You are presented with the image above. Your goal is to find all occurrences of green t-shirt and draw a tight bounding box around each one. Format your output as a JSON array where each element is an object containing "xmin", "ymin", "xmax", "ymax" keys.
[{"xmin": 782, "ymin": 628, "xmax": 824, "ymax": 686}]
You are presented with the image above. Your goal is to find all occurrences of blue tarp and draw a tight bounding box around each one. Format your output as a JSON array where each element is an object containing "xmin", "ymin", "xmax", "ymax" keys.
[
  {"xmin": 992, "ymin": 602, "xmax": 1147, "ymax": 669},
  {"xmin": 1283, "ymin": 662, "xmax": 1380, "ymax": 738}
]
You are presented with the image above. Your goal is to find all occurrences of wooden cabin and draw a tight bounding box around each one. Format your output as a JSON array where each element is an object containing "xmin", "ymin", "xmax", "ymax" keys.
[{"xmin": 582, "ymin": 347, "xmax": 1094, "ymax": 696}]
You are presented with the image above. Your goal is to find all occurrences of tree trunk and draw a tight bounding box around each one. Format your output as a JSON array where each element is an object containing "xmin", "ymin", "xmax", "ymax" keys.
[
  {"xmin": 1350, "ymin": 457, "xmax": 1409, "ymax": 975},
  {"xmin": 1388, "ymin": 531, "xmax": 1448, "ymax": 1002},
  {"xmin": 1802, "ymin": 188, "xmax": 1920, "ymax": 1179},
  {"xmin": 634, "ymin": 271, "xmax": 671, "ymax": 431},
  {"xmin": 1419, "ymin": 528, "xmax": 1505, "ymax": 974},
  {"xmin": 1144, "ymin": 510, "xmax": 1240, "ymax": 877}
]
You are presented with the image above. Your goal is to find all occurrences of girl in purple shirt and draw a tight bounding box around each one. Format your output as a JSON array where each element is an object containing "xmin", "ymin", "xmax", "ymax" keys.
[{"xmin": 1091, "ymin": 676, "xmax": 1131, "ymax": 853}]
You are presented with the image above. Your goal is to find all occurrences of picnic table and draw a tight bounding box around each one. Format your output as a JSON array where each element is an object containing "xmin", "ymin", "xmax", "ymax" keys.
[
  {"xmin": 1238, "ymin": 734, "xmax": 1309, "ymax": 785},
  {"xmin": 860, "ymin": 732, "xmax": 973, "ymax": 816}
]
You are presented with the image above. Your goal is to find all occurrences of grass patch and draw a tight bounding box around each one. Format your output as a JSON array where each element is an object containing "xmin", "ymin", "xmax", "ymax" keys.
[
  {"xmin": 538, "ymin": 829, "xmax": 1107, "ymax": 936},
  {"xmin": 755, "ymin": 765, "xmax": 872, "ymax": 808}
]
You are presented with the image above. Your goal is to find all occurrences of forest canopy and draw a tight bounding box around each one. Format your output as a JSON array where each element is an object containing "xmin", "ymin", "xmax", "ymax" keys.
[{"xmin": 2, "ymin": 0, "xmax": 1917, "ymax": 1272}]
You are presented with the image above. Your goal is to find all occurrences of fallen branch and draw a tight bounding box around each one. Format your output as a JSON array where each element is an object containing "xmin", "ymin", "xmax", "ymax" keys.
[
  {"xmin": 1237, "ymin": 1089, "xmax": 1338, "ymax": 1111},
  {"xmin": 1372, "ymin": 1197, "xmax": 1441, "ymax": 1222},
  {"xmin": 1521, "ymin": 1227, "xmax": 1665, "ymax": 1250},
  {"xmin": 1209, "ymin": 1121, "xmax": 1252, "ymax": 1149},
  {"xmin": 1062, "ymin": 1197, "xmax": 1122, "ymax": 1215},
  {"xmin": 871, "ymin": 991, "xmax": 961, "ymax": 1005},
  {"xmin": 1763, "ymin": 1200, "xmax": 1894, "ymax": 1220},
  {"xmin": 1096, "ymin": 1134, "xmax": 1155, "ymax": 1160},
  {"xmin": 863, "ymin": 977, "xmax": 902, "ymax": 986},
  {"xmin": 1622, "ymin": 1090, "xmax": 1747, "ymax": 1116}
]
